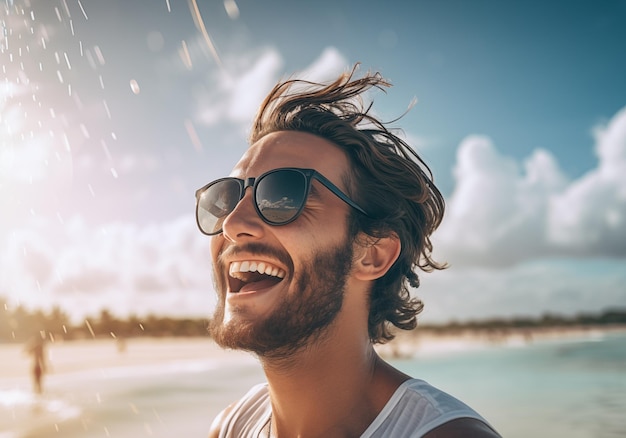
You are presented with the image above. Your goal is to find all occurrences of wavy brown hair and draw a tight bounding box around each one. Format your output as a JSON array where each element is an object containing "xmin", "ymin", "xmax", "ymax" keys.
[{"xmin": 249, "ymin": 65, "xmax": 447, "ymax": 343}]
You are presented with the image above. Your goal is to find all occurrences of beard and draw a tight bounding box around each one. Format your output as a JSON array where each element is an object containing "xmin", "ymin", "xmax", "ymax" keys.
[{"xmin": 209, "ymin": 239, "xmax": 354, "ymax": 359}]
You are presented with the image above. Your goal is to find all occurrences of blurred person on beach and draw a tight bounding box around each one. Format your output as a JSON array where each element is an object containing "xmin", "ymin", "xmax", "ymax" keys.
[
  {"xmin": 197, "ymin": 65, "xmax": 501, "ymax": 437},
  {"xmin": 25, "ymin": 335, "xmax": 47, "ymax": 395}
]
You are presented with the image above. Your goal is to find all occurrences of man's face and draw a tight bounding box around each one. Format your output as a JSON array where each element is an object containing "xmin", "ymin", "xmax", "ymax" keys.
[{"xmin": 208, "ymin": 131, "xmax": 358, "ymax": 357}]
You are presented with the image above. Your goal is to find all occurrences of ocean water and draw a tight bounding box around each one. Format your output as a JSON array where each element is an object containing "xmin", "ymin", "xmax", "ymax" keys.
[
  {"xmin": 1, "ymin": 330, "xmax": 625, "ymax": 437},
  {"xmin": 391, "ymin": 330, "xmax": 626, "ymax": 438}
]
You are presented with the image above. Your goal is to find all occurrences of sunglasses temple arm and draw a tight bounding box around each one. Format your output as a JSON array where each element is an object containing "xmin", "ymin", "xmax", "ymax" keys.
[{"xmin": 313, "ymin": 173, "xmax": 370, "ymax": 217}]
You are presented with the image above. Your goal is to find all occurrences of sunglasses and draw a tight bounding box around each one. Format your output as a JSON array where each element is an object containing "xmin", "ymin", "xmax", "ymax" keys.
[{"xmin": 195, "ymin": 167, "xmax": 370, "ymax": 235}]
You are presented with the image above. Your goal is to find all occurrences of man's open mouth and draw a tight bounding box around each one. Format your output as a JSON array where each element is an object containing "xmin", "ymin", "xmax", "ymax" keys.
[{"xmin": 228, "ymin": 261, "xmax": 286, "ymax": 293}]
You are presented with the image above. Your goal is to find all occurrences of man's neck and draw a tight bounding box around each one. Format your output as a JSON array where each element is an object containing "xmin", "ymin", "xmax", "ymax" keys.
[{"xmin": 259, "ymin": 331, "xmax": 409, "ymax": 437}]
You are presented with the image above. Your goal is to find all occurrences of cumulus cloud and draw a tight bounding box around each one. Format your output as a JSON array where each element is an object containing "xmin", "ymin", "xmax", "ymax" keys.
[
  {"xmin": 195, "ymin": 46, "xmax": 349, "ymax": 129},
  {"xmin": 196, "ymin": 48, "xmax": 284, "ymax": 127},
  {"xmin": 434, "ymin": 106, "xmax": 626, "ymax": 267},
  {"xmin": 0, "ymin": 216, "xmax": 215, "ymax": 322},
  {"xmin": 419, "ymin": 259, "xmax": 626, "ymax": 323},
  {"xmin": 548, "ymin": 107, "xmax": 626, "ymax": 255},
  {"xmin": 291, "ymin": 47, "xmax": 349, "ymax": 83}
]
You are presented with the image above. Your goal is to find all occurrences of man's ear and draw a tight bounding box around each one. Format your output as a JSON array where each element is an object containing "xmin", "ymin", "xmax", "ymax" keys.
[{"xmin": 353, "ymin": 233, "xmax": 401, "ymax": 281}]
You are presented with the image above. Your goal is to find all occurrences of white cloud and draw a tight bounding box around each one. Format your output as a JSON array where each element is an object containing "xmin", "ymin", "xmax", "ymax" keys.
[
  {"xmin": 434, "ymin": 106, "xmax": 626, "ymax": 267},
  {"xmin": 196, "ymin": 48, "xmax": 284, "ymax": 127},
  {"xmin": 419, "ymin": 259, "xmax": 626, "ymax": 323},
  {"xmin": 0, "ymin": 215, "xmax": 215, "ymax": 322},
  {"xmin": 548, "ymin": 107, "xmax": 626, "ymax": 254},
  {"xmin": 195, "ymin": 46, "xmax": 350, "ymax": 129},
  {"xmin": 291, "ymin": 47, "xmax": 349, "ymax": 83},
  {"xmin": 226, "ymin": 50, "xmax": 284, "ymax": 124},
  {"xmin": 3, "ymin": 210, "xmax": 621, "ymax": 324}
]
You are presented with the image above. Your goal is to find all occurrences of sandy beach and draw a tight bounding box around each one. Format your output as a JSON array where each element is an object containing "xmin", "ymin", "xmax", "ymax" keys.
[
  {"xmin": 1, "ymin": 337, "xmax": 255, "ymax": 385},
  {"xmin": 4, "ymin": 325, "xmax": 623, "ymax": 385},
  {"xmin": 1, "ymin": 332, "xmax": 490, "ymax": 385}
]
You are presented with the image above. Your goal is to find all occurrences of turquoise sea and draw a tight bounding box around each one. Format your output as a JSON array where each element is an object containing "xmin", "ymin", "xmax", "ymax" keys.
[{"xmin": 1, "ymin": 330, "xmax": 625, "ymax": 438}]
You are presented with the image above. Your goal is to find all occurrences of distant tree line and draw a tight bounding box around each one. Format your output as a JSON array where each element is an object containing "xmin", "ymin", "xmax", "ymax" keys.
[
  {"xmin": 0, "ymin": 296, "xmax": 210, "ymax": 343},
  {"xmin": 1, "ymin": 296, "xmax": 625, "ymax": 343},
  {"xmin": 418, "ymin": 308, "xmax": 626, "ymax": 335}
]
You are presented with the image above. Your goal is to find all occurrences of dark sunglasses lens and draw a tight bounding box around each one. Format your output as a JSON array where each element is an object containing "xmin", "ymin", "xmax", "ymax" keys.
[
  {"xmin": 256, "ymin": 170, "xmax": 307, "ymax": 224},
  {"xmin": 197, "ymin": 179, "xmax": 242, "ymax": 234}
]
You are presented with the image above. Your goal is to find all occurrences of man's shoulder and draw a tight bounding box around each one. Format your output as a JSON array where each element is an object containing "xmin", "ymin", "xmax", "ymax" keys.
[
  {"xmin": 371, "ymin": 379, "xmax": 500, "ymax": 437},
  {"xmin": 400, "ymin": 379, "xmax": 490, "ymax": 416},
  {"xmin": 207, "ymin": 403, "xmax": 236, "ymax": 438},
  {"xmin": 207, "ymin": 383, "xmax": 270, "ymax": 438},
  {"xmin": 422, "ymin": 417, "xmax": 502, "ymax": 438}
]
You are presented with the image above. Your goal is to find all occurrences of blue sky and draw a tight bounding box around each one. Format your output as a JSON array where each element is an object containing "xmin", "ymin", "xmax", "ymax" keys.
[{"xmin": 1, "ymin": 0, "xmax": 625, "ymax": 324}]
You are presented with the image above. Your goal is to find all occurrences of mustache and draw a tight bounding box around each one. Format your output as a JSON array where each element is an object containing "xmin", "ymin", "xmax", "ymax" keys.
[{"xmin": 217, "ymin": 242, "xmax": 293, "ymax": 271}]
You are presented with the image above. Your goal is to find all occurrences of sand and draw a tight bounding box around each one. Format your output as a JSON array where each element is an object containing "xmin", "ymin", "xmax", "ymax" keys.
[
  {"xmin": 0, "ymin": 337, "xmax": 254, "ymax": 385},
  {"xmin": 3, "ymin": 325, "xmax": 623, "ymax": 385}
]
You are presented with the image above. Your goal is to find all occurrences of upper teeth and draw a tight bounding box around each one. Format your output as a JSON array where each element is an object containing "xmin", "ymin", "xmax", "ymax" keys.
[{"xmin": 229, "ymin": 261, "xmax": 286, "ymax": 279}]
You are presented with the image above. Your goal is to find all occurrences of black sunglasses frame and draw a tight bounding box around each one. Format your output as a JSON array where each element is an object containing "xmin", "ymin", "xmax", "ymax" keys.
[{"xmin": 195, "ymin": 167, "xmax": 370, "ymax": 236}]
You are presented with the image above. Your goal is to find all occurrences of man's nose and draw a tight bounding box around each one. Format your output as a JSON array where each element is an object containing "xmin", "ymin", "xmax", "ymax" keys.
[{"xmin": 221, "ymin": 188, "xmax": 265, "ymax": 241}]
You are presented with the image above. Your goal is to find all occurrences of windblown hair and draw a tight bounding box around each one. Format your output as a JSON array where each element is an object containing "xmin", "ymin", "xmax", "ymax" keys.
[{"xmin": 249, "ymin": 65, "xmax": 447, "ymax": 343}]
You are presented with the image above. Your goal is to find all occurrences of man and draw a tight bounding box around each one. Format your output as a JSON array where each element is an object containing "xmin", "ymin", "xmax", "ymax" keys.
[{"xmin": 197, "ymin": 66, "xmax": 501, "ymax": 437}]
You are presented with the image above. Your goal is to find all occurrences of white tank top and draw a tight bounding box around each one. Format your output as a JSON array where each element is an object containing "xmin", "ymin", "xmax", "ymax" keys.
[{"xmin": 218, "ymin": 379, "xmax": 499, "ymax": 437}]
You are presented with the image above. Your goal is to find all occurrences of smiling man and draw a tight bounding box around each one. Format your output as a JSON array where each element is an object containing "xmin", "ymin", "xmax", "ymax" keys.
[{"xmin": 198, "ymin": 66, "xmax": 501, "ymax": 438}]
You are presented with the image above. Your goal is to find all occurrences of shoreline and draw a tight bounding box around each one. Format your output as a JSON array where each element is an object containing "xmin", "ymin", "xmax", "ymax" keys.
[
  {"xmin": 0, "ymin": 337, "xmax": 256, "ymax": 385},
  {"xmin": 377, "ymin": 323, "xmax": 626, "ymax": 359},
  {"xmin": 2, "ymin": 324, "xmax": 624, "ymax": 385}
]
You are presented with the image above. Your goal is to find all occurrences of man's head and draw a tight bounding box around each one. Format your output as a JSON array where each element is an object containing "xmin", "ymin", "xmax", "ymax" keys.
[
  {"xmin": 248, "ymin": 66, "xmax": 447, "ymax": 342},
  {"xmin": 198, "ymin": 66, "xmax": 446, "ymax": 354}
]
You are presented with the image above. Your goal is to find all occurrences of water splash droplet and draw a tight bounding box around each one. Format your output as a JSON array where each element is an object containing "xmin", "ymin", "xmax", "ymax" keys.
[
  {"xmin": 224, "ymin": 0, "xmax": 240, "ymax": 19},
  {"xmin": 63, "ymin": 52, "xmax": 71, "ymax": 69},
  {"xmin": 179, "ymin": 40, "xmax": 192, "ymax": 70},
  {"xmin": 94, "ymin": 45, "xmax": 105, "ymax": 65},
  {"xmin": 85, "ymin": 319, "xmax": 95, "ymax": 338},
  {"xmin": 184, "ymin": 119, "xmax": 202, "ymax": 152},
  {"xmin": 77, "ymin": 0, "xmax": 89, "ymax": 20},
  {"xmin": 130, "ymin": 79, "xmax": 140, "ymax": 94}
]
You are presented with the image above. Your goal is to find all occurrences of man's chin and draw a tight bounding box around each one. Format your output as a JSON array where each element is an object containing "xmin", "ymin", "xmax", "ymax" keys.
[
  {"xmin": 209, "ymin": 316, "xmax": 333, "ymax": 360},
  {"xmin": 209, "ymin": 314, "xmax": 293, "ymax": 356},
  {"xmin": 209, "ymin": 315, "xmax": 259, "ymax": 351}
]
